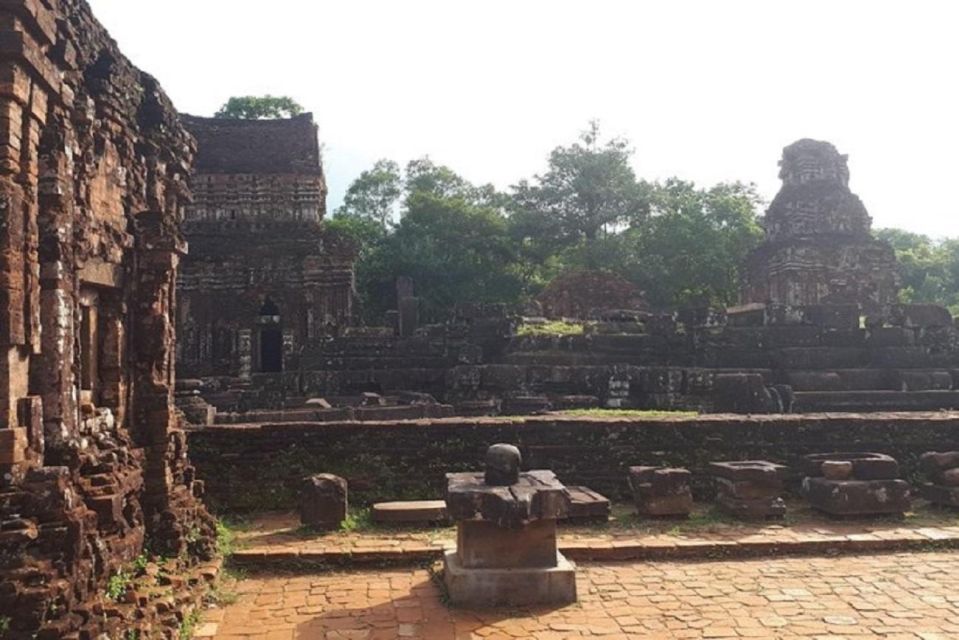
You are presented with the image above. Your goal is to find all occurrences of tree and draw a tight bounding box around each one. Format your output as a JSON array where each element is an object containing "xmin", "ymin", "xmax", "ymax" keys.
[
  {"xmin": 512, "ymin": 121, "xmax": 649, "ymax": 248},
  {"xmin": 339, "ymin": 158, "xmax": 521, "ymax": 323},
  {"xmin": 214, "ymin": 95, "xmax": 304, "ymax": 120},
  {"xmin": 334, "ymin": 159, "xmax": 402, "ymax": 229},
  {"xmin": 624, "ymin": 180, "xmax": 764, "ymax": 308},
  {"xmin": 876, "ymin": 229, "xmax": 959, "ymax": 314}
]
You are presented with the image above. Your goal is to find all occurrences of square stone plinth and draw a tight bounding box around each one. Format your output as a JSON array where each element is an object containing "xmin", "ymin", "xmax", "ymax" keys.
[
  {"xmin": 443, "ymin": 550, "xmax": 577, "ymax": 607},
  {"xmin": 803, "ymin": 477, "xmax": 910, "ymax": 516},
  {"xmin": 457, "ymin": 519, "xmax": 558, "ymax": 569}
]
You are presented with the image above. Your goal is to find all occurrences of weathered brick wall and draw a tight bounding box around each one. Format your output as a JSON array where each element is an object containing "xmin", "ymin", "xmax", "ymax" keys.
[
  {"xmin": 0, "ymin": 1, "xmax": 215, "ymax": 637},
  {"xmin": 176, "ymin": 115, "xmax": 357, "ymax": 379},
  {"xmin": 187, "ymin": 413, "xmax": 959, "ymax": 512}
]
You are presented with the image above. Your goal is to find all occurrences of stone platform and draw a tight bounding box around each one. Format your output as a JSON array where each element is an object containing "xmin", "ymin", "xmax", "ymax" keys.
[{"xmin": 443, "ymin": 550, "xmax": 577, "ymax": 607}]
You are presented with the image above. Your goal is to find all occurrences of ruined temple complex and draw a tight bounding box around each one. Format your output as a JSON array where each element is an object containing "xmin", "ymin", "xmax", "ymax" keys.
[
  {"xmin": 1, "ymin": 1, "xmax": 959, "ymax": 638},
  {"xmin": 176, "ymin": 115, "xmax": 357, "ymax": 379}
]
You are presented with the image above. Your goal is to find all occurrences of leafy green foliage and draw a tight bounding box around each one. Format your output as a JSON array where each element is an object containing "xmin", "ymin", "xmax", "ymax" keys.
[
  {"xmin": 179, "ymin": 609, "xmax": 201, "ymax": 639},
  {"xmin": 105, "ymin": 569, "xmax": 132, "ymax": 601},
  {"xmin": 877, "ymin": 229, "xmax": 959, "ymax": 314},
  {"xmin": 334, "ymin": 159, "xmax": 402, "ymax": 228},
  {"xmin": 344, "ymin": 158, "xmax": 523, "ymax": 323},
  {"xmin": 216, "ymin": 521, "xmax": 237, "ymax": 558},
  {"xmin": 214, "ymin": 95, "xmax": 304, "ymax": 120},
  {"xmin": 0, "ymin": 616, "xmax": 9, "ymax": 637},
  {"xmin": 625, "ymin": 180, "xmax": 765, "ymax": 307}
]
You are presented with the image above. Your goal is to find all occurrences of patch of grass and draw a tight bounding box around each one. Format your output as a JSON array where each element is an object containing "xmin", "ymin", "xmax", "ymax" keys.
[
  {"xmin": 558, "ymin": 408, "xmax": 698, "ymax": 419},
  {"xmin": 179, "ymin": 609, "xmax": 201, "ymax": 639},
  {"xmin": 340, "ymin": 508, "xmax": 373, "ymax": 533},
  {"xmin": 216, "ymin": 520, "xmax": 237, "ymax": 558},
  {"xmin": 0, "ymin": 615, "xmax": 9, "ymax": 637},
  {"xmin": 516, "ymin": 320, "xmax": 585, "ymax": 337}
]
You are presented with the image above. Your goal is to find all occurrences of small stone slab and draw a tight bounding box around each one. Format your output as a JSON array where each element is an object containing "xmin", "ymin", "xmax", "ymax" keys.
[
  {"xmin": 802, "ymin": 453, "xmax": 900, "ymax": 481},
  {"xmin": 708, "ymin": 461, "xmax": 788, "ymax": 488},
  {"xmin": 371, "ymin": 500, "xmax": 448, "ymax": 525},
  {"xmin": 446, "ymin": 470, "xmax": 569, "ymax": 528},
  {"xmin": 565, "ymin": 486, "xmax": 611, "ymax": 522}
]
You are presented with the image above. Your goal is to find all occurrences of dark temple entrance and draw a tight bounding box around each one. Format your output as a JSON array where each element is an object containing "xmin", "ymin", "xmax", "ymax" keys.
[{"xmin": 257, "ymin": 298, "xmax": 283, "ymax": 373}]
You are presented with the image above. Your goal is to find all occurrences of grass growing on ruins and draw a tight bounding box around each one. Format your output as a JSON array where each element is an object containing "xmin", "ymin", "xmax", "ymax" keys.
[
  {"xmin": 516, "ymin": 320, "xmax": 586, "ymax": 337},
  {"xmin": 216, "ymin": 521, "xmax": 238, "ymax": 558},
  {"xmin": 558, "ymin": 408, "xmax": 699, "ymax": 419}
]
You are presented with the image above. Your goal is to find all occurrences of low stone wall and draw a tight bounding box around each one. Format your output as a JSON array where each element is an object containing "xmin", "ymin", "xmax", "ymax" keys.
[{"xmin": 187, "ymin": 412, "xmax": 959, "ymax": 512}]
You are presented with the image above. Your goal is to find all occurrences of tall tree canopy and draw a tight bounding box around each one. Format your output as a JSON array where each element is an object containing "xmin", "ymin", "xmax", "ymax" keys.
[
  {"xmin": 215, "ymin": 95, "xmax": 304, "ymax": 120},
  {"xmin": 877, "ymin": 229, "xmax": 959, "ymax": 314},
  {"xmin": 334, "ymin": 124, "xmax": 958, "ymax": 323},
  {"xmin": 333, "ymin": 158, "xmax": 522, "ymax": 323},
  {"xmin": 334, "ymin": 159, "xmax": 402, "ymax": 229}
]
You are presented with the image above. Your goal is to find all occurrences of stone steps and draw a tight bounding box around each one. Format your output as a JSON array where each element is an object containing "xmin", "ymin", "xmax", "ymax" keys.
[{"xmin": 792, "ymin": 390, "xmax": 959, "ymax": 412}]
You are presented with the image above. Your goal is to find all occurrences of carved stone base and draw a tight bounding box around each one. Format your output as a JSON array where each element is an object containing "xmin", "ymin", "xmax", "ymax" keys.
[{"xmin": 443, "ymin": 550, "xmax": 577, "ymax": 607}]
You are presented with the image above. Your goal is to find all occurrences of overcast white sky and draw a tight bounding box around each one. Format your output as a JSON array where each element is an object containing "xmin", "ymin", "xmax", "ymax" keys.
[{"xmin": 88, "ymin": 0, "xmax": 957, "ymax": 238}]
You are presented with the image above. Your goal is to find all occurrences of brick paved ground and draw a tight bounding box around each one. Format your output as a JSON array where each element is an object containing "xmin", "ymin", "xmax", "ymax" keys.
[
  {"xmin": 210, "ymin": 551, "xmax": 959, "ymax": 639},
  {"xmin": 231, "ymin": 506, "xmax": 959, "ymax": 566}
]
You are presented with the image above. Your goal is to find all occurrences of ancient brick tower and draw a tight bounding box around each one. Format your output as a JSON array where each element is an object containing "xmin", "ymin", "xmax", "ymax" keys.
[
  {"xmin": 176, "ymin": 115, "xmax": 357, "ymax": 379},
  {"xmin": 742, "ymin": 139, "xmax": 900, "ymax": 311},
  {"xmin": 0, "ymin": 0, "xmax": 215, "ymax": 636}
]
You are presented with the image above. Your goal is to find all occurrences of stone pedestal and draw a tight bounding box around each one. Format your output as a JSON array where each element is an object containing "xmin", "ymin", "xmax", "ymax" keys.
[
  {"xmin": 443, "ymin": 549, "xmax": 577, "ymax": 607},
  {"xmin": 919, "ymin": 451, "xmax": 959, "ymax": 508},
  {"xmin": 444, "ymin": 453, "xmax": 576, "ymax": 607},
  {"xmin": 801, "ymin": 453, "xmax": 910, "ymax": 517},
  {"xmin": 299, "ymin": 474, "xmax": 348, "ymax": 530},
  {"xmin": 628, "ymin": 466, "xmax": 693, "ymax": 517},
  {"xmin": 710, "ymin": 461, "xmax": 787, "ymax": 520}
]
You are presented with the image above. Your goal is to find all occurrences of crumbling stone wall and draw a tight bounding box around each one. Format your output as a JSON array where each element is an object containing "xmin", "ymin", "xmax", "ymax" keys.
[
  {"xmin": 176, "ymin": 115, "xmax": 357, "ymax": 379},
  {"xmin": 0, "ymin": 1, "xmax": 214, "ymax": 636},
  {"xmin": 742, "ymin": 139, "xmax": 900, "ymax": 311},
  {"xmin": 187, "ymin": 412, "xmax": 959, "ymax": 512}
]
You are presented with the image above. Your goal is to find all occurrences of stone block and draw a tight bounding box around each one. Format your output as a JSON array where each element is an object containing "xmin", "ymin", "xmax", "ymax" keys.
[
  {"xmin": 708, "ymin": 461, "xmax": 787, "ymax": 488},
  {"xmin": 919, "ymin": 451, "xmax": 959, "ymax": 473},
  {"xmin": 802, "ymin": 477, "xmax": 910, "ymax": 516},
  {"xmin": 371, "ymin": 500, "xmax": 448, "ymax": 525},
  {"xmin": 298, "ymin": 474, "xmax": 347, "ymax": 530},
  {"xmin": 802, "ymin": 452, "xmax": 899, "ymax": 481},
  {"xmin": 443, "ymin": 549, "xmax": 576, "ymax": 607},
  {"xmin": 0, "ymin": 426, "xmax": 27, "ymax": 464},
  {"xmin": 446, "ymin": 470, "xmax": 569, "ymax": 527},
  {"xmin": 565, "ymin": 486, "xmax": 611, "ymax": 522},
  {"xmin": 717, "ymin": 494, "xmax": 787, "ymax": 520},
  {"xmin": 457, "ymin": 519, "xmax": 558, "ymax": 569},
  {"xmin": 629, "ymin": 466, "xmax": 693, "ymax": 517},
  {"xmin": 920, "ymin": 483, "xmax": 959, "ymax": 508}
]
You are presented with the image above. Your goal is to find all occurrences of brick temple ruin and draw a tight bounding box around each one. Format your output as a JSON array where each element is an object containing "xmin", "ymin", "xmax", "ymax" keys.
[
  {"xmin": 742, "ymin": 138, "xmax": 900, "ymax": 310},
  {"xmin": 173, "ymin": 137, "xmax": 959, "ymax": 423},
  {"xmin": 0, "ymin": 1, "xmax": 215, "ymax": 636},
  {"xmin": 176, "ymin": 114, "xmax": 357, "ymax": 379}
]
